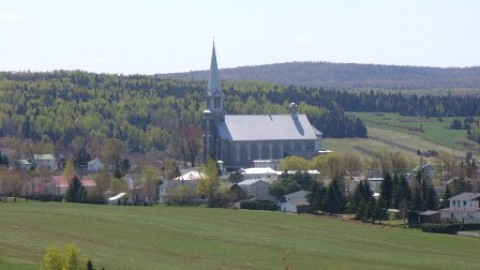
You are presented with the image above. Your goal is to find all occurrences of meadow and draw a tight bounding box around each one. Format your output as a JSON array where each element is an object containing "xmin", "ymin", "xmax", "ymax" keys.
[
  {"xmin": 325, "ymin": 112, "xmax": 479, "ymax": 161},
  {"xmin": 1, "ymin": 201, "xmax": 480, "ymax": 270}
]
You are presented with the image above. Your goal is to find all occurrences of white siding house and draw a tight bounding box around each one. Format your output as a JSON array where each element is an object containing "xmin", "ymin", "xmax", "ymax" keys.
[
  {"xmin": 440, "ymin": 192, "xmax": 480, "ymax": 224},
  {"xmin": 87, "ymin": 158, "xmax": 103, "ymax": 172},
  {"xmin": 280, "ymin": 190, "xmax": 310, "ymax": 213},
  {"xmin": 33, "ymin": 154, "xmax": 57, "ymax": 170}
]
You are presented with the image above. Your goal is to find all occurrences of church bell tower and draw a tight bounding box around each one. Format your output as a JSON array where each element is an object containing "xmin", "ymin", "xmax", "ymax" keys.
[{"xmin": 203, "ymin": 42, "xmax": 225, "ymax": 163}]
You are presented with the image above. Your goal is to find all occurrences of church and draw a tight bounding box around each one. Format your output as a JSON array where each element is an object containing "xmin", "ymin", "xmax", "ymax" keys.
[{"xmin": 203, "ymin": 43, "xmax": 323, "ymax": 168}]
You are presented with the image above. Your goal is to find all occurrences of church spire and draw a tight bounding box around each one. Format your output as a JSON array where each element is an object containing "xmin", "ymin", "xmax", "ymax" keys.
[{"xmin": 207, "ymin": 41, "xmax": 221, "ymax": 95}]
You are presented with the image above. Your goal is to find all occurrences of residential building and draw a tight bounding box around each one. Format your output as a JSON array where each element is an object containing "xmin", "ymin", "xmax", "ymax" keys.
[
  {"xmin": 280, "ymin": 190, "xmax": 310, "ymax": 213},
  {"xmin": 33, "ymin": 154, "xmax": 57, "ymax": 170},
  {"xmin": 234, "ymin": 179, "xmax": 273, "ymax": 201},
  {"xmin": 87, "ymin": 158, "xmax": 103, "ymax": 172},
  {"xmin": 440, "ymin": 192, "xmax": 480, "ymax": 224}
]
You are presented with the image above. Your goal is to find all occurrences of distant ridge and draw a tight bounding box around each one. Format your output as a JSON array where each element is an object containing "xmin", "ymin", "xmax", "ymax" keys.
[{"xmin": 158, "ymin": 61, "xmax": 480, "ymax": 90}]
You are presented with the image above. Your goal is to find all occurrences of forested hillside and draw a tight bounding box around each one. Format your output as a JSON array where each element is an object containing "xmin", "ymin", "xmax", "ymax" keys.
[
  {"xmin": 2, "ymin": 70, "xmax": 480, "ymax": 165},
  {"xmin": 0, "ymin": 71, "xmax": 366, "ymax": 165},
  {"xmin": 159, "ymin": 62, "xmax": 480, "ymax": 90}
]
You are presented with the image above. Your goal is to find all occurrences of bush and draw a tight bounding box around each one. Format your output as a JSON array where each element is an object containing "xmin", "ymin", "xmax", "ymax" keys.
[
  {"xmin": 240, "ymin": 200, "xmax": 277, "ymax": 211},
  {"xmin": 421, "ymin": 223, "xmax": 459, "ymax": 234}
]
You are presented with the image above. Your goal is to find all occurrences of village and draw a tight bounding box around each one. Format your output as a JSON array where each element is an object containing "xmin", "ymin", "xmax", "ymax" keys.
[{"xmin": 1, "ymin": 44, "xmax": 479, "ymax": 230}]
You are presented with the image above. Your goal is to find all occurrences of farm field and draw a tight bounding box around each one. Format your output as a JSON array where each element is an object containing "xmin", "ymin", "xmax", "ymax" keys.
[
  {"xmin": 324, "ymin": 112, "xmax": 479, "ymax": 161},
  {"xmin": 1, "ymin": 201, "xmax": 480, "ymax": 270}
]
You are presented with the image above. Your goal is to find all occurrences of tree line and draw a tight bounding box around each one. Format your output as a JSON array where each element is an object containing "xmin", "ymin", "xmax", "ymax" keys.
[
  {"xmin": 159, "ymin": 61, "xmax": 480, "ymax": 90},
  {"xmin": 0, "ymin": 70, "xmax": 367, "ymax": 166}
]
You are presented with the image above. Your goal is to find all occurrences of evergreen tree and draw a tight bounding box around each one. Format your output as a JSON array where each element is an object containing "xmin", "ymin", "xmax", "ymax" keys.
[
  {"xmin": 87, "ymin": 259, "xmax": 94, "ymax": 270},
  {"xmin": 322, "ymin": 178, "xmax": 345, "ymax": 214},
  {"xmin": 392, "ymin": 174, "xmax": 411, "ymax": 209},
  {"xmin": 410, "ymin": 180, "xmax": 422, "ymax": 211},
  {"xmin": 307, "ymin": 180, "xmax": 326, "ymax": 213},
  {"xmin": 440, "ymin": 185, "xmax": 452, "ymax": 209},
  {"xmin": 363, "ymin": 197, "xmax": 375, "ymax": 222},
  {"xmin": 422, "ymin": 182, "xmax": 437, "ymax": 210},
  {"xmin": 373, "ymin": 197, "xmax": 388, "ymax": 224},
  {"xmin": 65, "ymin": 175, "xmax": 87, "ymax": 203},
  {"xmin": 379, "ymin": 172, "xmax": 393, "ymax": 208},
  {"xmin": 349, "ymin": 180, "xmax": 373, "ymax": 220}
]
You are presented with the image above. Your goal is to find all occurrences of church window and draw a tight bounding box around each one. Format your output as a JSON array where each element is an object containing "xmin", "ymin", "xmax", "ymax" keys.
[
  {"xmin": 235, "ymin": 144, "xmax": 241, "ymax": 164},
  {"xmin": 214, "ymin": 96, "xmax": 221, "ymax": 108},
  {"xmin": 247, "ymin": 143, "xmax": 252, "ymax": 161}
]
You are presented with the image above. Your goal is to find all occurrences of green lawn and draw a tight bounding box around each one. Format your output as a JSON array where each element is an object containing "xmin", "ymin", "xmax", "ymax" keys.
[
  {"xmin": 350, "ymin": 112, "xmax": 476, "ymax": 151},
  {"xmin": 324, "ymin": 112, "xmax": 479, "ymax": 161},
  {"xmin": 1, "ymin": 201, "xmax": 480, "ymax": 270}
]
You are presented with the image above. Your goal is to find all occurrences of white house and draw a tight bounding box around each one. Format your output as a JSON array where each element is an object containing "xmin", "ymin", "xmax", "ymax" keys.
[
  {"xmin": 33, "ymin": 154, "xmax": 57, "ymax": 170},
  {"xmin": 87, "ymin": 158, "xmax": 103, "ymax": 172},
  {"xmin": 280, "ymin": 190, "xmax": 310, "ymax": 213},
  {"xmin": 440, "ymin": 192, "xmax": 480, "ymax": 224},
  {"xmin": 18, "ymin": 159, "xmax": 33, "ymax": 171}
]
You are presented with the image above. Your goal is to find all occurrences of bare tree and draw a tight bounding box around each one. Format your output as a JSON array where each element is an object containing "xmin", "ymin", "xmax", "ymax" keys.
[{"xmin": 169, "ymin": 125, "xmax": 203, "ymax": 167}]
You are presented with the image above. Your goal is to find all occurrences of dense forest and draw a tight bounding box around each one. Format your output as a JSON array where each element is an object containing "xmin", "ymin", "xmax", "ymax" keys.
[
  {"xmin": 0, "ymin": 71, "xmax": 366, "ymax": 165},
  {"xmin": 159, "ymin": 61, "xmax": 480, "ymax": 90},
  {"xmin": 2, "ymin": 70, "xmax": 480, "ymax": 165}
]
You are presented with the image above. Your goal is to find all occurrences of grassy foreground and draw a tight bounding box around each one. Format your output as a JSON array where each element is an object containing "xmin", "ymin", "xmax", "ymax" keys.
[{"xmin": 1, "ymin": 201, "xmax": 479, "ymax": 270}]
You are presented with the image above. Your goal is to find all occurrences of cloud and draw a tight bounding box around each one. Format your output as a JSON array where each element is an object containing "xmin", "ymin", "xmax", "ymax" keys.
[
  {"xmin": 292, "ymin": 36, "xmax": 309, "ymax": 44},
  {"xmin": 0, "ymin": 13, "xmax": 20, "ymax": 22}
]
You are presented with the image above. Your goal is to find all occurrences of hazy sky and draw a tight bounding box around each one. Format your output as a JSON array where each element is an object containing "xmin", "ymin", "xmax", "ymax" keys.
[{"xmin": 1, "ymin": 0, "xmax": 479, "ymax": 74}]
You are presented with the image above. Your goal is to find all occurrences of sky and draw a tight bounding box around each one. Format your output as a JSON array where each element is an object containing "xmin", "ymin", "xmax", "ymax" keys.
[{"xmin": 1, "ymin": 0, "xmax": 479, "ymax": 75}]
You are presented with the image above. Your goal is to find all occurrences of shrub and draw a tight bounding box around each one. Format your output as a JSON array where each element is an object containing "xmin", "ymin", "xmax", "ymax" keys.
[
  {"xmin": 421, "ymin": 223, "xmax": 459, "ymax": 234},
  {"xmin": 240, "ymin": 200, "xmax": 277, "ymax": 211}
]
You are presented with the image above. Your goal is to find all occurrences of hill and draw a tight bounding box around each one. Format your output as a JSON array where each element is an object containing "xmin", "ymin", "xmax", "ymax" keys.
[
  {"xmin": 158, "ymin": 61, "xmax": 480, "ymax": 90},
  {"xmin": 1, "ymin": 201, "xmax": 480, "ymax": 270}
]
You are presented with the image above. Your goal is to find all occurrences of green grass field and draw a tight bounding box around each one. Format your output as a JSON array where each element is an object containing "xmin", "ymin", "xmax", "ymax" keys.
[
  {"xmin": 1, "ymin": 201, "xmax": 480, "ymax": 270},
  {"xmin": 324, "ymin": 112, "xmax": 479, "ymax": 161}
]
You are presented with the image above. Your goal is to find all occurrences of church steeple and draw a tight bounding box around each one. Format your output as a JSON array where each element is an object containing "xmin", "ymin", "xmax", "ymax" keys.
[
  {"xmin": 204, "ymin": 41, "xmax": 225, "ymax": 165},
  {"xmin": 206, "ymin": 41, "xmax": 224, "ymax": 112},
  {"xmin": 207, "ymin": 42, "xmax": 221, "ymax": 95}
]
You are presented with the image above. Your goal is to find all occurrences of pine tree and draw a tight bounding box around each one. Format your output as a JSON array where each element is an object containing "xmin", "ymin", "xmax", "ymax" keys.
[
  {"xmin": 87, "ymin": 259, "xmax": 94, "ymax": 270},
  {"xmin": 363, "ymin": 197, "xmax": 375, "ymax": 222},
  {"xmin": 410, "ymin": 180, "xmax": 422, "ymax": 211},
  {"xmin": 323, "ymin": 178, "xmax": 345, "ymax": 214},
  {"xmin": 392, "ymin": 174, "xmax": 411, "ymax": 209},
  {"xmin": 440, "ymin": 185, "xmax": 452, "ymax": 209},
  {"xmin": 307, "ymin": 180, "xmax": 326, "ymax": 213},
  {"xmin": 379, "ymin": 172, "xmax": 393, "ymax": 208},
  {"xmin": 373, "ymin": 197, "xmax": 388, "ymax": 224},
  {"xmin": 65, "ymin": 175, "xmax": 88, "ymax": 203},
  {"xmin": 422, "ymin": 182, "xmax": 437, "ymax": 210}
]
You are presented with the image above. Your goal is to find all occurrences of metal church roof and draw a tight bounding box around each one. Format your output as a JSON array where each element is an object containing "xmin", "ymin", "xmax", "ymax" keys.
[{"xmin": 217, "ymin": 114, "xmax": 320, "ymax": 141}]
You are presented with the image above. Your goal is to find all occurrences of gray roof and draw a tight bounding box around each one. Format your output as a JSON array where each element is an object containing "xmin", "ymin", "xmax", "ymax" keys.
[
  {"xmin": 283, "ymin": 190, "xmax": 308, "ymax": 199},
  {"xmin": 217, "ymin": 114, "xmax": 320, "ymax": 141},
  {"xmin": 448, "ymin": 192, "xmax": 480, "ymax": 201}
]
